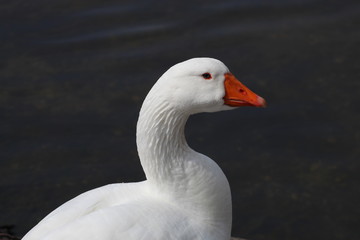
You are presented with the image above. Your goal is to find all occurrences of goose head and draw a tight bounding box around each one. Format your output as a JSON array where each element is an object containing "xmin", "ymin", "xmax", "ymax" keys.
[{"xmin": 150, "ymin": 57, "xmax": 266, "ymax": 114}]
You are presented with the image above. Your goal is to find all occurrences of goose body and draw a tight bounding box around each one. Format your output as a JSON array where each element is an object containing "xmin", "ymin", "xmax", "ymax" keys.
[{"xmin": 23, "ymin": 58, "xmax": 265, "ymax": 240}]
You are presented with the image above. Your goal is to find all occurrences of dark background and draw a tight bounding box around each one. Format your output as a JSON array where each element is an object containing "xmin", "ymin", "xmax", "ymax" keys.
[{"xmin": 1, "ymin": 0, "xmax": 359, "ymax": 239}]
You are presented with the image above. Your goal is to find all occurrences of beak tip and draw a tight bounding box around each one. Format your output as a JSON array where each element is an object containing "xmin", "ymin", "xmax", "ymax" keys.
[{"xmin": 256, "ymin": 96, "xmax": 267, "ymax": 108}]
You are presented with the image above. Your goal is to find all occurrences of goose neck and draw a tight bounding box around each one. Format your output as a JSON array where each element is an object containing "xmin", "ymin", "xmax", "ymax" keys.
[{"xmin": 136, "ymin": 96, "xmax": 190, "ymax": 186}]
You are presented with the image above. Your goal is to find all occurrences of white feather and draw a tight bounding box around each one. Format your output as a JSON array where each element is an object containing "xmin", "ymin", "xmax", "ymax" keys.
[{"xmin": 23, "ymin": 58, "xmax": 237, "ymax": 240}]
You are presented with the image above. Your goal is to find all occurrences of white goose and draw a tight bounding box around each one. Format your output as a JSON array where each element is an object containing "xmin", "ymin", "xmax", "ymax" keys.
[{"xmin": 23, "ymin": 58, "xmax": 266, "ymax": 240}]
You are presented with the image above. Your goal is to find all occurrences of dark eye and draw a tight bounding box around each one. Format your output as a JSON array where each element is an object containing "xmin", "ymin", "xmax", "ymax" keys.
[{"xmin": 202, "ymin": 73, "xmax": 212, "ymax": 80}]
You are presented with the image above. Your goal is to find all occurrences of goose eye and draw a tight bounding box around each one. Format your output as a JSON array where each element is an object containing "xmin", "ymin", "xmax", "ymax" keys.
[{"xmin": 202, "ymin": 73, "xmax": 212, "ymax": 80}]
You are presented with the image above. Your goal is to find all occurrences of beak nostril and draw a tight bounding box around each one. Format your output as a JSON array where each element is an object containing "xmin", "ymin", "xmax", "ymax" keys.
[{"xmin": 239, "ymin": 89, "xmax": 247, "ymax": 95}]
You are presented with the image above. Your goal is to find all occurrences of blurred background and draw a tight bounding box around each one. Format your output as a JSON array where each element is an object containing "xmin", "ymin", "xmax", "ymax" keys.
[{"xmin": 1, "ymin": 0, "xmax": 359, "ymax": 239}]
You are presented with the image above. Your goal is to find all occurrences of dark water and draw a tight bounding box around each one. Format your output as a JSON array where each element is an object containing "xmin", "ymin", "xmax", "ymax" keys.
[{"xmin": 1, "ymin": 0, "xmax": 360, "ymax": 239}]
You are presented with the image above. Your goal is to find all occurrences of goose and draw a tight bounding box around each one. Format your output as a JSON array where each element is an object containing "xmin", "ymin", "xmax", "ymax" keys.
[{"xmin": 22, "ymin": 57, "xmax": 266, "ymax": 240}]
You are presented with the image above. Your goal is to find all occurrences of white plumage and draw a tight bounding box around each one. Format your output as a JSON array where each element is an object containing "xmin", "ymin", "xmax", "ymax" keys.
[{"xmin": 23, "ymin": 58, "xmax": 265, "ymax": 240}]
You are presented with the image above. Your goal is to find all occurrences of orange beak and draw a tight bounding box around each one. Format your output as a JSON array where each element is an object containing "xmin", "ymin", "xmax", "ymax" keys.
[{"xmin": 223, "ymin": 73, "xmax": 266, "ymax": 107}]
